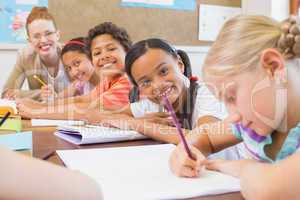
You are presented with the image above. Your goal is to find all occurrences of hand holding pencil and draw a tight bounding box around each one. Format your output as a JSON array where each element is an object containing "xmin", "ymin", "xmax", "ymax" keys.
[
  {"xmin": 40, "ymin": 85, "xmax": 57, "ymax": 101},
  {"xmin": 163, "ymin": 95, "xmax": 206, "ymax": 178},
  {"xmin": 169, "ymin": 143, "xmax": 206, "ymax": 178},
  {"xmin": 33, "ymin": 75, "xmax": 57, "ymax": 101}
]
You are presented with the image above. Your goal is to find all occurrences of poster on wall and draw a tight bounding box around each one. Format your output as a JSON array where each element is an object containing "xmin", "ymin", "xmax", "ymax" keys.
[
  {"xmin": 121, "ymin": 0, "xmax": 196, "ymax": 11},
  {"xmin": 0, "ymin": 0, "xmax": 48, "ymax": 46}
]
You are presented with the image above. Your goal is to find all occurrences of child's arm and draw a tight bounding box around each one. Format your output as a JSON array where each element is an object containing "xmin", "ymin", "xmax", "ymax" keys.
[
  {"xmin": 0, "ymin": 147, "xmax": 102, "ymax": 200},
  {"xmin": 239, "ymin": 152, "xmax": 300, "ymax": 200},
  {"xmin": 17, "ymin": 97, "xmax": 98, "ymax": 120},
  {"xmin": 206, "ymin": 151, "xmax": 300, "ymax": 200},
  {"xmin": 99, "ymin": 115, "xmax": 189, "ymax": 144},
  {"xmin": 57, "ymin": 83, "xmax": 79, "ymax": 98}
]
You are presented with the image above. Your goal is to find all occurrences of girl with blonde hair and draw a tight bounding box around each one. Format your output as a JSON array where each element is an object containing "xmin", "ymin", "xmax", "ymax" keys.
[{"xmin": 169, "ymin": 15, "xmax": 300, "ymax": 199}]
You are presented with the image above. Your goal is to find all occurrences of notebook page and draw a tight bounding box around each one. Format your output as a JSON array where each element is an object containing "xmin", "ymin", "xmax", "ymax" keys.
[
  {"xmin": 31, "ymin": 119, "xmax": 85, "ymax": 127},
  {"xmin": 57, "ymin": 144, "xmax": 240, "ymax": 199}
]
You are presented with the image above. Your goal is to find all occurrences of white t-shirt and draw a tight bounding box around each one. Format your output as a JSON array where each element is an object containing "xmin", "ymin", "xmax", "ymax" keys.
[{"xmin": 130, "ymin": 84, "xmax": 227, "ymax": 128}]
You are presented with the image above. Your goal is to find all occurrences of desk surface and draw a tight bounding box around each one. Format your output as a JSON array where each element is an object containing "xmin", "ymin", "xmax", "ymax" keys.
[{"xmin": 23, "ymin": 120, "xmax": 244, "ymax": 200}]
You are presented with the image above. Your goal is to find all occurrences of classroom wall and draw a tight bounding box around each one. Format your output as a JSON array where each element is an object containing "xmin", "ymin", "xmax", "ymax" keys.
[
  {"xmin": 0, "ymin": 49, "xmax": 22, "ymax": 94},
  {"xmin": 49, "ymin": 0, "xmax": 241, "ymax": 46}
]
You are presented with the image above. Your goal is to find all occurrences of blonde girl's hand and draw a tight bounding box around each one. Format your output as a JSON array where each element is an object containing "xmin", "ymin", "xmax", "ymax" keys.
[
  {"xmin": 169, "ymin": 143, "xmax": 206, "ymax": 178},
  {"xmin": 204, "ymin": 159, "xmax": 258, "ymax": 178},
  {"xmin": 41, "ymin": 85, "xmax": 56, "ymax": 101}
]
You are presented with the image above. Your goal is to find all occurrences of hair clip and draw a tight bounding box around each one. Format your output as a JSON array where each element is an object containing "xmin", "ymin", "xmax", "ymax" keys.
[
  {"xmin": 189, "ymin": 76, "xmax": 198, "ymax": 81},
  {"xmin": 65, "ymin": 40, "xmax": 85, "ymax": 46}
]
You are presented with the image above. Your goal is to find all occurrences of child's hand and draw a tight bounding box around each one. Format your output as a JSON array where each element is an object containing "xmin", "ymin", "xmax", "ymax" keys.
[
  {"xmin": 84, "ymin": 110, "xmax": 130, "ymax": 128},
  {"xmin": 41, "ymin": 85, "xmax": 56, "ymax": 101},
  {"xmin": 73, "ymin": 81, "xmax": 85, "ymax": 95},
  {"xmin": 84, "ymin": 109, "xmax": 107, "ymax": 125},
  {"xmin": 100, "ymin": 115, "xmax": 134, "ymax": 130},
  {"xmin": 3, "ymin": 89, "xmax": 20, "ymax": 100},
  {"xmin": 169, "ymin": 143, "xmax": 206, "ymax": 177},
  {"xmin": 140, "ymin": 112, "xmax": 173, "ymax": 126},
  {"xmin": 16, "ymin": 98, "xmax": 46, "ymax": 119},
  {"xmin": 204, "ymin": 159, "xmax": 258, "ymax": 178}
]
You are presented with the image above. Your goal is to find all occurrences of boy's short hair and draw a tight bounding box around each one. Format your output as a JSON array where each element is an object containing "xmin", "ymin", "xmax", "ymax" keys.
[{"xmin": 86, "ymin": 22, "xmax": 132, "ymax": 58}]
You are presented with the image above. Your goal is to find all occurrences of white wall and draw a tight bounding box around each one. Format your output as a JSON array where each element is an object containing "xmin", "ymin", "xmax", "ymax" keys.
[
  {"xmin": 176, "ymin": 45, "xmax": 209, "ymax": 78},
  {"xmin": 0, "ymin": 49, "xmax": 20, "ymax": 94},
  {"xmin": 0, "ymin": 45, "xmax": 209, "ymax": 94},
  {"xmin": 242, "ymin": 0, "xmax": 290, "ymax": 21}
]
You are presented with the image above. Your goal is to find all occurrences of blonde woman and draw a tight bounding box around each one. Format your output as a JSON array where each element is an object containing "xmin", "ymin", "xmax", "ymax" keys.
[{"xmin": 169, "ymin": 15, "xmax": 300, "ymax": 199}]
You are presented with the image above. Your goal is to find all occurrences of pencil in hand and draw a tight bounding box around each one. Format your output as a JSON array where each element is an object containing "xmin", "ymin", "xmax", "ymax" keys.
[
  {"xmin": 33, "ymin": 75, "xmax": 57, "ymax": 98},
  {"xmin": 33, "ymin": 75, "xmax": 47, "ymax": 87},
  {"xmin": 162, "ymin": 95, "xmax": 195, "ymax": 160}
]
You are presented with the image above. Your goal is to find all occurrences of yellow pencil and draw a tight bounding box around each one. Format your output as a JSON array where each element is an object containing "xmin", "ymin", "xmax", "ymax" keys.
[
  {"xmin": 33, "ymin": 75, "xmax": 58, "ymax": 97},
  {"xmin": 33, "ymin": 75, "xmax": 47, "ymax": 87}
]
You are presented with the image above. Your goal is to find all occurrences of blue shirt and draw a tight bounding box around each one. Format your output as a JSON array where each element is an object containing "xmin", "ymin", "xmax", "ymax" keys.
[{"xmin": 231, "ymin": 123, "xmax": 300, "ymax": 163}]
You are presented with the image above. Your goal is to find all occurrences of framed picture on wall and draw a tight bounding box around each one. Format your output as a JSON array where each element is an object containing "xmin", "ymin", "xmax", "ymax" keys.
[{"xmin": 0, "ymin": 0, "xmax": 48, "ymax": 49}]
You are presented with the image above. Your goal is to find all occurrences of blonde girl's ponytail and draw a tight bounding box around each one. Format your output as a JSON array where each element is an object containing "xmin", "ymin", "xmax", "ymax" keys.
[{"xmin": 277, "ymin": 16, "xmax": 300, "ymax": 59}]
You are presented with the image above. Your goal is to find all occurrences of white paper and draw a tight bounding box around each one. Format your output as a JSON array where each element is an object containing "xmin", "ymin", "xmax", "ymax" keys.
[
  {"xmin": 55, "ymin": 125, "xmax": 147, "ymax": 145},
  {"xmin": 122, "ymin": 0, "xmax": 174, "ymax": 6},
  {"xmin": 31, "ymin": 119, "xmax": 85, "ymax": 127},
  {"xmin": 0, "ymin": 99, "xmax": 18, "ymax": 114},
  {"xmin": 57, "ymin": 144, "xmax": 240, "ymax": 199},
  {"xmin": 199, "ymin": 5, "xmax": 242, "ymax": 41}
]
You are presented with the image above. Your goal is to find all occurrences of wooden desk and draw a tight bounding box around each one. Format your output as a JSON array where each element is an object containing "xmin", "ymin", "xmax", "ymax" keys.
[{"xmin": 24, "ymin": 121, "xmax": 244, "ymax": 200}]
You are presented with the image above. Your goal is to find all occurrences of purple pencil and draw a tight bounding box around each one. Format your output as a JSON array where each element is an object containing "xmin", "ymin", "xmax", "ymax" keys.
[{"xmin": 162, "ymin": 95, "xmax": 195, "ymax": 160}]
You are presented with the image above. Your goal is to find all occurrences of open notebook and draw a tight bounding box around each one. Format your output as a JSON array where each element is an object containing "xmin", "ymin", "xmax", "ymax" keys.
[
  {"xmin": 57, "ymin": 144, "xmax": 240, "ymax": 199},
  {"xmin": 31, "ymin": 119, "xmax": 85, "ymax": 127},
  {"xmin": 55, "ymin": 125, "xmax": 147, "ymax": 145},
  {"xmin": 0, "ymin": 99, "xmax": 21, "ymax": 131}
]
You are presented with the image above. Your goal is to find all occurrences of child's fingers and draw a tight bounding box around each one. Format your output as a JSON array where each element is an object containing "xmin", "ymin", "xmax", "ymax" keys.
[
  {"xmin": 177, "ymin": 165, "xmax": 199, "ymax": 178},
  {"xmin": 143, "ymin": 112, "xmax": 170, "ymax": 119},
  {"xmin": 151, "ymin": 117, "xmax": 173, "ymax": 126},
  {"xmin": 203, "ymin": 159, "xmax": 225, "ymax": 171},
  {"xmin": 169, "ymin": 143, "xmax": 207, "ymax": 178},
  {"xmin": 204, "ymin": 159, "xmax": 240, "ymax": 177},
  {"xmin": 154, "ymin": 112, "xmax": 170, "ymax": 118},
  {"xmin": 4, "ymin": 90, "xmax": 17, "ymax": 99},
  {"xmin": 41, "ymin": 85, "xmax": 49, "ymax": 91}
]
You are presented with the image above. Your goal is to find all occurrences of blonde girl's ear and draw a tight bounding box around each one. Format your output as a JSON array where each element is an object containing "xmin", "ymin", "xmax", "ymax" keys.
[{"xmin": 260, "ymin": 48, "xmax": 285, "ymax": 78}]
